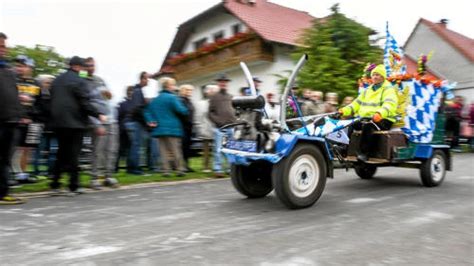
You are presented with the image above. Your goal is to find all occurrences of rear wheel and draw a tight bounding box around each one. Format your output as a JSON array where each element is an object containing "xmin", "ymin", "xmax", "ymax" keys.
[
  {"xmin": 354, "ymin": 164, "xmax": 377, "ymax": 179},
  {"xmin": 231, "ymin": 161, "xmax": 273, "ymax": 198},
  {"xmin": 420, "ymin": 150, "xmax": 447, "ymax": 187},
  {"xmin": 272, "ymin": 144, "xmax": 327, "ymax": 209}
]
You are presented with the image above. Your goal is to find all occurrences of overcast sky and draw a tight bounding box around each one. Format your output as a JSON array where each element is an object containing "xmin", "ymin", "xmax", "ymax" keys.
[{"xmin": 1, "ymin": 0, "xmax": 472, "ymax": 100}]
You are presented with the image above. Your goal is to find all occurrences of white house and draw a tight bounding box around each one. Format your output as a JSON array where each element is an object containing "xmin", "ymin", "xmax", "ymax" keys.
[
  {"xmin": 404, "ymin": 18, "xmax": 474, "ymax": 103},
  {"xmin": 157, "ymin": 0, "xmax": 315, "ymax": 99}
]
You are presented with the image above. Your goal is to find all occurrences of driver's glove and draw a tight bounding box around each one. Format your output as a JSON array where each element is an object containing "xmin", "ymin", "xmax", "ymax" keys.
[{"xmin": 372, "ymin": 112, "xmax": 382, "ymax": 123}]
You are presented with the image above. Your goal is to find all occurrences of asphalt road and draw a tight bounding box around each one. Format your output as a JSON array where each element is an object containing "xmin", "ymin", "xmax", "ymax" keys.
[{"xmin": 1, "ymin": 154, "xmax": 473, "ymax": 265}]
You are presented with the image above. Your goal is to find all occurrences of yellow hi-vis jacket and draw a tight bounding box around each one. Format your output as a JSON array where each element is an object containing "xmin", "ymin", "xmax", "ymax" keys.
[{"xmin": 341, "ymin": 80, "xmax": 398, "ymax": 122}]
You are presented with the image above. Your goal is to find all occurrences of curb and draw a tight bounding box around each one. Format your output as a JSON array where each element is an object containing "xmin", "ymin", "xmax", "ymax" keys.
[{"xmin": 12, "ymin": 177, "xmax": 228, "ymax": 199}]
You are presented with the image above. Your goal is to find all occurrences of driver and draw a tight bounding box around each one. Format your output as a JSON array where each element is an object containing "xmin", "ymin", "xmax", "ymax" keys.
[{"xmin": 338, "ymin": 64, "xmax": 398, "ymax": 162}]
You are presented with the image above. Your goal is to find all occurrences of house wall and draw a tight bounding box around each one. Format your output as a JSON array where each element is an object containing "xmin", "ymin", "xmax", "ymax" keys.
[
  {"xmin": 182, "ymin": 12, "xmax": 248, "ymax": 54},
  {"xmin": 404, "ymin": 23, "xmax": 474, "ymax": 102},
  {"xmin": 178, "ymin": 44, "xmax": 295, "ymax": 115}
]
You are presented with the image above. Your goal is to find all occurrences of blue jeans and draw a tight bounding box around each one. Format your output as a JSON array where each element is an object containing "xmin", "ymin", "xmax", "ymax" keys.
[
  {"xmin": 213, "ymin": 128, "xmax": 233, "ymax": 173},
  {"xmin": 33, "ymin": 134, "xmax": 57, "ymax": 176},
  {"xmin": 125, "ymin": 122, "xmax": 159, "ymax": 172},
  {"xmin": 148, "ymin": 137, "xmax": 159, "ymax": 171}
]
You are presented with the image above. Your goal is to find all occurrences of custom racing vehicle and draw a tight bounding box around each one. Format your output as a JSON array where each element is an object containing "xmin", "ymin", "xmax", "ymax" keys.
[{"xmin": 221, "ymin": 54, "xmax": 453, "ymax": 209}]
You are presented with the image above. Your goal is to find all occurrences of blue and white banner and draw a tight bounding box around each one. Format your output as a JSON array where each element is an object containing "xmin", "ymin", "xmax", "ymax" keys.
[
  {"xmin": 401, "ymin": 80, "xmax": 442, "ymax": 143},
  {"xmin": 293, "ymin": 117, "xmax": 357, "ymax": 140},
  {"xmin": 384, "ymin": 22, "xmax": 407, "ymax": 77}
]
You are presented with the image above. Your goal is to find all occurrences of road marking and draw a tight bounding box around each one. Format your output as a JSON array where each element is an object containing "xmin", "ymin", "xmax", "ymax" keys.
[
  {"xmin": 25, "ymin": 213, "xmax": 45, "ymax": 218},
  {"xmin": 457, "ymin": 176, "xmax": 474, "ymax": 180},
  {"xmin": 404, "ymin": 211, "xmax": 454, "ymax": 226},
  {"xmin": 59, "ymin": 246, "xmax": 123, "ymax": 260},
  {"xmin": 261, "ymin": 256, "xmax": 317, "ymax": 266},
  {"xmin": 345, "ymin": 197, "xmax": 391, "ymax": 203}
]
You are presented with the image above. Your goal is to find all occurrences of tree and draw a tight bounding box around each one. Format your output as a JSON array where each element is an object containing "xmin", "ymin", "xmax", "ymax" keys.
[
  {"xmin": 293, "ymin": 4, "xmax": 382, "ymax": 100},
  {"xmin": 7, "ymin": 44, "xmax": 67, "ymax": 76}
]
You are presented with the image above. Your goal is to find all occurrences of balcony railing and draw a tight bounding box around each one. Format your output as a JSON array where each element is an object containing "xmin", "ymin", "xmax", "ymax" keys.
[{"xmin": 164, "ymin": 36, "xmax": 274, "ymax": 81}]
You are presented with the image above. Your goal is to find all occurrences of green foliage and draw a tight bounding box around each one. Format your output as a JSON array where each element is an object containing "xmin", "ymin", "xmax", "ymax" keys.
[
  {"xmin": 7, "ymin": 44, "xmax": 66, "ymax": 76},
  {"xmin": 272, "ymin": 70, "xmax": 292, "ymax": 93},
  {"xmin": 293, "ymin": 4, "xmax": 382, "ymax": 101}
]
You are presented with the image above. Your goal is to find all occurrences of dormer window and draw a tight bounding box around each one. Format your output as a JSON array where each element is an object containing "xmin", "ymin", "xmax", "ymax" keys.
[
  {"xmin": 194, "ymin": 38, "xmax": 207, "ymax": 51},
  {"xmin": 232, "ymin": 24, "xmax": 242, "ymax": 35},
  {"xmin": 213, "ymin": 31, "xmax": 224, "ymax": 42}
]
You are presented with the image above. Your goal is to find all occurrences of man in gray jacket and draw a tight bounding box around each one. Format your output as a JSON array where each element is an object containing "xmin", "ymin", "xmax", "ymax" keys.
[
  {"xmin": 84, "ymin": 57, "xmax": 119, "ymax": 189},
  {"xmin": 208, "ymin": 73, "xmax": 236, "ymax": 177}
]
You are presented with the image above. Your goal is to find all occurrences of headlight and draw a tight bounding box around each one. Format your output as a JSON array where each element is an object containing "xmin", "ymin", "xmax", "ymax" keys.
[
  {"xmin": 222, "ymin": 135, "xmax": 228, "ymax": 147},
  {"xmin": 264, "ymin": 139, "xmax": 275, "ymax": 152},
  {"xmin": 233, "ymin": 129, "xmax": 242, "ymax": 140}
]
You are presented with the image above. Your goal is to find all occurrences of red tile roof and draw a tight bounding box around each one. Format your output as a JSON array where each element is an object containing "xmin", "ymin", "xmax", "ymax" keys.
[
  {"xmin": 224, "ymin": 0, "xmax": 315, "ymax": 46},
  {"xmin": 418, "ymin": 18, "xmax": 474, "ymax": 62}
]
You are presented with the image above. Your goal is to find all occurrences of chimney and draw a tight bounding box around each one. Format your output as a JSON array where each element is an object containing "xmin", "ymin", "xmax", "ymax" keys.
[{"xmin": 437, "ymin": 19, "xmax": 448, "ymax": 29}]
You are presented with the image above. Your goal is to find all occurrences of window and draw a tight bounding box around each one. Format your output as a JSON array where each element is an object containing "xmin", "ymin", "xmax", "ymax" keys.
[
  {"xmin": 193, "ymin": 38, "xmax": 207, "ymax": 51},
  {"xmin": 232, "ymin": 24, "xmax": 242, "ymax": 35},
  {"xmin": 213, "ymin": 31, "xmax": 224, "ymax": 42}
]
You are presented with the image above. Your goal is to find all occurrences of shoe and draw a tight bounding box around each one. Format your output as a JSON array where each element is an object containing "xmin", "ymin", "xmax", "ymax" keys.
[
  {"xmin": 8, "ymin": 179, "xmax": 21, "ymax": 188},
  {"xmin": 357, "ymin": 154, "xmax": 368, "ymax": 162},
  {"xmin": 16, "ymin": 173, "xmax": 36, "ymax": 183},
  {"xmin": 202, "ymin": 169, "xmax": 212, "ymax": 173},
  {"xmin": 66, "ymin": 188, "xmax": 85, "ymax": 197},
  {"xmin": 75, "ymin": 188, "xmax": 86, "ymax": 194},
  {"xmin": 0, "ymin": 195, "xmax": 26, "ymax": 205},
  {"xmin": 90, "ymin": 179, "xmax": 102, "ymax": 190},
  {"xmin": 176, "ymin": 172, "xmax": 186, "ymax": 177},
  {"xmin": 214, "ymin": 172, "xmax": 226, "ymax": 178},
  {"xmin": 50, "ymin": 189, "xmax": 65, "ymax": 196},
  {"xmin": 103, "ymin": 177, "xmax": 119, "ymax": 188}
]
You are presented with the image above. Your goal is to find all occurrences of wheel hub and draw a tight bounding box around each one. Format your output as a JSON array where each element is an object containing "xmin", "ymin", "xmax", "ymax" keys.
[
  {"xmin": 289, "ymin": 155, "xmax": 320, "ymax": 198},
  {"xmin": 430, "ymin": 155, "xmax": 445, "ymax": 182}
]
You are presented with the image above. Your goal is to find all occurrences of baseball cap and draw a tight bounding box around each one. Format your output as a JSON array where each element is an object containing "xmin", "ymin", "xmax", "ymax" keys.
[{"xmin": 15, "ymin": 55, "xmax": 35, "ymax": 68}]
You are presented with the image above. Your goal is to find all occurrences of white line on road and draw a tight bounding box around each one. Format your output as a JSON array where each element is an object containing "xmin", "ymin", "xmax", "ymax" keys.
[
  {"xmin": 404, "ymin": 211, "xmax": 454, "ymax": 226},
  {"xmin": 345, "ymin": 197, "xmax": 392, "ymax": 203},
  {"xmin": 59, "ymin": 246, "xmax": 123, "ymax": 260}
]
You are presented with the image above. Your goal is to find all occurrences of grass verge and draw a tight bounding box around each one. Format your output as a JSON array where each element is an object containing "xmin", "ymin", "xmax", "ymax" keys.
[{"xmin": 12, "ymin": 157, "xmax": 219, "ymax": 194}]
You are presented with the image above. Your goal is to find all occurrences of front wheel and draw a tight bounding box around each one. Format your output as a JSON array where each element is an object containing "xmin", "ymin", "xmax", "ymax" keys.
[
  {"xmin": 272, "ymin": 144, "xmax": 327, "ymax": 209},
  {"xmin": 420, "ymin": 150, "xmax": 447, "ymax": 187},
  {"xmin": 231, "ymin": 161, "xmax": 273, "ymax": 198}
]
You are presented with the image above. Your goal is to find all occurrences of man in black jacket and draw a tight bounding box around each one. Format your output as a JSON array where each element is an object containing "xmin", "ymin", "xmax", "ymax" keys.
[
  {"xmin": 50, "ymin": 56, "xmax": 106, "ymax": 195},
  {"xmin": 0, "ymin": 32, "xmax": 25, "ymax": 204}
]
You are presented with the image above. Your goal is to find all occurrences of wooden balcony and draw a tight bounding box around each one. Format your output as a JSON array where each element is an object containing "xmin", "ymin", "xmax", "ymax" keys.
[{"xmin": 167, "ymin": 37, "xmax": 274, "ymax": 81}]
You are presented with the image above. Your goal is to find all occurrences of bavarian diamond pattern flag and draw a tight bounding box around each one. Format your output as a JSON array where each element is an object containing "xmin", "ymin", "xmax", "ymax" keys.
[
  {"xmin": 294, "ymin": 117, "xmax": 357, "ymax": 140},
  {"xmin": 402, "ymin": 80, "xmax": 442, "ymax": 143},
  {"xmin": 384, "ymin": 22, "xmax": 407, "ymax": 77}
]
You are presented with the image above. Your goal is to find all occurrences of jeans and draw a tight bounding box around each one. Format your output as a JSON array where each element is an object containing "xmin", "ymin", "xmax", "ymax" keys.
[
  {"xmin": 125, "ymin": 121, "xmax": 159, "ymax": 173},
  {"xmin": 33, "ymin": 133, "xmax": 57, "ymax": 176},
  {"xmin": 213, "ymin": 128, "xmax": 233, "ymax": 173}
]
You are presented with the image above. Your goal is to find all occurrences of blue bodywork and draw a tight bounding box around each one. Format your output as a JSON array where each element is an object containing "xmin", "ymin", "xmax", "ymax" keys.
[{"xmin": 223, "ymin": 134, "xmax": 329, "ymax": 166}]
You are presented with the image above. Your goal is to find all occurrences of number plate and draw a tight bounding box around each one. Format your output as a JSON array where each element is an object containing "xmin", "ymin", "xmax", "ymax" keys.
[{"xmin": 226, "ymin": 140, "xmax": 257, "ymax": 152}]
